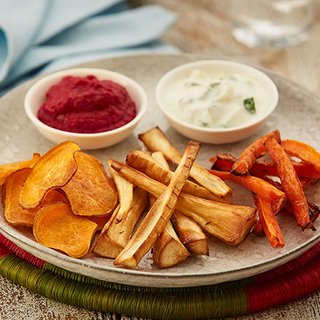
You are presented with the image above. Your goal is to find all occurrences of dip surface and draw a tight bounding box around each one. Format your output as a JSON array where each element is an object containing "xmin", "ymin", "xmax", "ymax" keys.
[
  {"xmin": 162, "ymin": 69, "xmax": 266, "ymax": 129},
  {"xmin": 37, "ymin": 75, "xmax": 137, "ymax": 133}
]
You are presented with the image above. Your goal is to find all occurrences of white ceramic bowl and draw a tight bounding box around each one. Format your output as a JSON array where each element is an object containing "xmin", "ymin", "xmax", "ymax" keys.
[
  {"xmin": 24, "ymin": 68, "xmax": 147, "ymax": 149},
  {"xmin": 156, "ymin": 60, "xmax": 279, "ymax": 144}
]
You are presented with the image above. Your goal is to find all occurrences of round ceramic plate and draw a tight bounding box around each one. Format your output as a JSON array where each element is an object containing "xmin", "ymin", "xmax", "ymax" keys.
[{"xmin": 0, "ymin": 54, "xmax": 319, "ymax": 288}]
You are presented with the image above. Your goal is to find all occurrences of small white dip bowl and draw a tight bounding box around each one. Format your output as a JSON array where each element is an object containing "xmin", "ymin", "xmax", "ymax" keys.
[
  {"xmin": 156, "ymin": 60, "xmax": 279, "ymax": 144},
  {"xmin": 24, "ymin": 68, "xmax": 147, "ymax": 150}
]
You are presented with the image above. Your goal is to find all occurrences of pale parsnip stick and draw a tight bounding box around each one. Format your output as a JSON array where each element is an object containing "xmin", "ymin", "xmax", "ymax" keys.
[{"xmin": 114, "ymin": 141, "xmax": 200, "ymax": 268}]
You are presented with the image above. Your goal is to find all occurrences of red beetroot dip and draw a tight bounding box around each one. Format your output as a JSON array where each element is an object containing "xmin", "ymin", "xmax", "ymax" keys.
[{"xmin": 37, "ymin": 75, "xmax": 137, "ymax": 133}]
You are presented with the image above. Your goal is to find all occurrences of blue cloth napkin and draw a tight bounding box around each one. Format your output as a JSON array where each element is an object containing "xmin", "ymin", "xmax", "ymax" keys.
[{"xmin": 0, "ymin": 0, "xmax": 177, "ymax": 93}]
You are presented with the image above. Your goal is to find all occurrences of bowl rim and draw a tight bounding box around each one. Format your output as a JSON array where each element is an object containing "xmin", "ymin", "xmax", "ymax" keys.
[
  {"xmin": 24, "ymin": 67, "xmax": 148, "ymax": 138},
  {"xmin": 155, "ymin": 59, "xmax": 279, "ymax": 133}
]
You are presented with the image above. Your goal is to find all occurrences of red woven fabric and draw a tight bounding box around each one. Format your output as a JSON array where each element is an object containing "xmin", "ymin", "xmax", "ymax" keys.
[
  {"xmin": 246, "ymin": 248, "xmax": 320, "ymax": 313},
  {"xmin": 254, "ymin": 242, "xmax": 320, "ymax": 282},
  {"xmin": 0, "ymin": 246, "xmax": 10, "ymax": 258},
  {"xmin": 0, "ymin": 233, "xmax": 45, "ymax": 268}
]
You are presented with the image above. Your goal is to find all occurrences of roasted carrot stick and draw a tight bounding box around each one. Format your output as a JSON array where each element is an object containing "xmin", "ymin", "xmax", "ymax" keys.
[
  {"xmin": 281, "ymin": 139, "xmax": 320, "ymax": 173},
  {"xmin": 211, "ymin": 153, "xmax": 320, "ymax": 180},
  {"xmin": 209, "ymin": 169, "xmax": 286, "ymax": 213},
  {"xmin": 251, "ymin": 161, "xmax": 320, "ymax": 180},
  {"xmin": 254, "ymin": 175, "xmax": 319, "ymax": 234},
  {"xmin": 254, "ymin": 195, "xmax": 285, "ymax": 248},
  {"xmin": 209, "ymin": 154, "xmax": 236, "ymax": 172},
  {"xmin": 231, "ymin": 130, "xmax": 281, "ymax": 175},
  {"xmin": 264, "ymin": 137, "xmax": 312, "ymax": 230}
]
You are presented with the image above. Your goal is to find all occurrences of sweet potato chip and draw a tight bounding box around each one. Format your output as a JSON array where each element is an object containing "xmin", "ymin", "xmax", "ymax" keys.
[
  {"xmin": 33, "ymin": 202, "xmax": 98, "ymax": 258},
  {"xmin": 87, "ymin": 214, "xmax": 111, "ymax": 230},
  {"xmin": 3, "ymin": 168, "xmax": 68, "ymax": 227},
  {"xmin": 3, "ymin": 168, "xmax": 36, "ymax": 227},
  {"xmin": 20, "ymin": 141, "xmax": 80, "ymax": 209},
  {"xmin": 62, "ymin": 151, "xmax": 118, "ymax": 216},
  {"xmin": 0, "ymin": 153, "xmax": 41, "ymax": 186},
  {"xmin": 41, "ymin": 189, "xmax": 68, "ymax": 206}
]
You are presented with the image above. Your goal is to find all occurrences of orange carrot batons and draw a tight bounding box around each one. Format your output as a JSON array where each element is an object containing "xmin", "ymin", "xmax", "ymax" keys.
[
  {"xmin": 281, "ymin": 139, "xmax": 320, "ymax": 173},
  {"xmin": 264, "ymin": 137, "xmax": 312, "ymax": 230},
  {"xmin": 254, "ymin": 195, "xmax": 285, "ymax": 248},
  {"xmin": 209, "ymin": 169, "xmax": 286, "ymax": 213},
  {"xmin": 231, "ymin": 130, "xmax": 280, "ymax": 175}
]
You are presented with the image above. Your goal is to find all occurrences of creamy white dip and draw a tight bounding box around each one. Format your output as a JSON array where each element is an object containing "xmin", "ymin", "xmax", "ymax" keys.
[{"xmin": 162, "ymin": 69, "xmax": 264, "ymax": 129}]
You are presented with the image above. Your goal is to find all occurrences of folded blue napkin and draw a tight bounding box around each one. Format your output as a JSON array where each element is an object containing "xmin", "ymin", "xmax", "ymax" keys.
[{"xmin": 0, "ymin": 0, "xmax": 177, "ymax": 93}]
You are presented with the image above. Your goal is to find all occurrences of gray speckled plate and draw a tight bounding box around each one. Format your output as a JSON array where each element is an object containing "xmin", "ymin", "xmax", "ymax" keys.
[{"xmin": 0, "ymin": 54, "xmax": 319, "ymax": 288}]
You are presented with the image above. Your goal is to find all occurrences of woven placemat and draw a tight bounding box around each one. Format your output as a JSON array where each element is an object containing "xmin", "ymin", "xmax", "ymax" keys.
[{"xmin": 0, "ymin": 233, "xmax": 319, "ymax": 320}]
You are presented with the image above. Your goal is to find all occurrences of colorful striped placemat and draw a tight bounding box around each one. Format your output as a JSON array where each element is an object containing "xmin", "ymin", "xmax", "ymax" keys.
[{"xmin": 0, "ymin": 233, "xmax": 319, "ymax": 320}]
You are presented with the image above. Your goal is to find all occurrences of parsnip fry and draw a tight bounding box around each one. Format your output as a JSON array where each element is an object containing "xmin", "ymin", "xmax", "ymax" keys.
[
  {"xmin": 254, "ymin": 195, "xmax": 285, "ymax": 248},
  {"xmin": 93, "ymin": 188, "xmax": 148, "ymax": 258},
  {"xmin": 93, "ymin": 161, "xmax": 135, "ymax": 258},
  {"xmin": 62, "ymin": 152, "xmax": 118, "ymax": 216},
  {"xmin": 175, "ymin": 194, "xmax": 256, "ymax": 245},
  {"xmin": 126, "ymin": 150, "xmax": 226, "ymax": 202},
  {"xmin": 231, "ymin": 130, "xmax": 281, "ymax": 175},
  {"xmin": 138, "ymin": 127, "xmax": 231, "ymax": 197},
  {"xmin": 114, "ymin": 141, "xmax": 200, "ymax": 268},
  {"xmin": 107, "ymin": 160, "xmax": 134, "ymax": 223},
  {"xmin": 139, "ymin": 127, "xmax": 182, "ymax": 163},
  {"xmin": 172, "ymin": 211, "xmax": 208, "ymax": 256},
  {"xmin": 151, "ymin": 152, "xmax": 210, "ymax": 255},
  {"xmin": 153, "ymin": 220, "xmax": 190, "ymax": 268},
  {"xmin": 151, "ymin": 150, "xmax": 203, "ymax": 264},
  {"xmin": 151, "ymin": 151, "xmax": 170, "ymax": 170},
  {"xmin": 110, "ymin": 160, "xmax": 256, "ymax": 246},
  {"xmin": 264, "ymin": 137, "xmax": 312, "ymax": 230},
  {"xmin": 152, "ymin": 151, "xmax": 209, "ymax": 256},
  {"xmin": 20, "ymin": 141, "xmax": 80, "ymax": 209},
  {"xmin": 0, "ymin": 153, "xmax": 41, "ymax": 186},
  {"xmin": 209, "ymin": 169, "xmax": 286, "ymax": 214}
]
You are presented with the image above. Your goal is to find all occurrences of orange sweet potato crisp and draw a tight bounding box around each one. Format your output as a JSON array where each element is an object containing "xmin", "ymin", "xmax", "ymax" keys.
[
  {"xmin": 62, "ymin": 151, "xmax": 118, "ymax": 216},
  {"xmin": 3, "ymin": 168, "xmax": 68, "ymax": 227},
  {"xmin": 0, "ymin": 153, "xmax": 41, "ymax": 186},
  {"xmin": 33, "ymin": 202, "xmax": 98, "ymax": 258},
  {"xmin": 3, "ymin": 168, "xmax": 37, "ymax": 227},
  {"xmin": 19, "ymin": 141, "xmax": 80, "ymax": 209}
]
